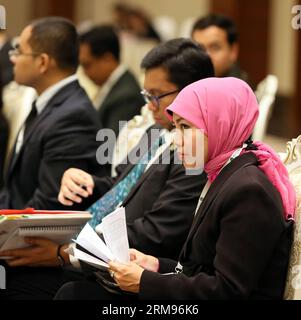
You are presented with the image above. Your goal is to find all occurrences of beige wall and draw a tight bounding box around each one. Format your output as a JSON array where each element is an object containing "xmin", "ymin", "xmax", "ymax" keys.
[
  {"xmin": 75, "ymin": 0, "xmax": 209, "ymax": 30},
  {"xmin": 0, "ymin": 0, "xmax": 33, "ymax": 36},
  {"xmin": 268, "ymin": 0, "xmax": 298, "ymax": 95},
  {"xmin": 125, "ymin": 0, "xmax": 209, "ymax": 24}
]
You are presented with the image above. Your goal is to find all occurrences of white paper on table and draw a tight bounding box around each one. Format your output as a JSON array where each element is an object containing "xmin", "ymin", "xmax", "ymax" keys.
[
  {"xmin": 102, "ymin": 207, "xmax": 130, "ymax": 263},
  {"xmin": 69, "ymin": 247, "xmax": 109, "ymax": 269},
  {"xmin": 73, "ymin": 223, "xmax": 114, "ymax": 262}
]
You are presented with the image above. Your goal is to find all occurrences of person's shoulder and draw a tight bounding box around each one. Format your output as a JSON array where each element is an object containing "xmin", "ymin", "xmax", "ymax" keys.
[
  {"xmin": 225, "ymin": 161, "xmax": 275, "ymax": 195},
  {"xmin": 48, "ymin": 88, "xmax": 99, "ymax": 129},
  {"xmin": 214, "ymin": 153, "xmax": 281, "ymax": 208},
  {"xmin": 56, "ymin": 81, "xmax": 96, "ymax": 113},
  {"xmin": 222, "ymin": 161, "xmax": 285, "ymax": 221},
  {"xmin": 114, "ymin": 69, "xmax": 142, "ymax": 93}
]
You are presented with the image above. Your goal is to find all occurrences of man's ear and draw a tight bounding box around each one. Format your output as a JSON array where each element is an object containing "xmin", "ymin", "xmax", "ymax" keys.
[
  {"xmin": 38, "ymin": 53, "xmax": 53, "ymax": 74},
  {"xmin": 230, "ymin": 42, "xmax": 239, "ymax": 63},
  {"xmin": 101, "ymin": 52, "xmax": 116, "ymax": 63}
]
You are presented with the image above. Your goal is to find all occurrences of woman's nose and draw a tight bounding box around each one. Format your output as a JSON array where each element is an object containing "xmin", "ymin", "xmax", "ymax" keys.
[{"xmin": 174, "ymin": 129, "xmax": 183, "ymax": 147}]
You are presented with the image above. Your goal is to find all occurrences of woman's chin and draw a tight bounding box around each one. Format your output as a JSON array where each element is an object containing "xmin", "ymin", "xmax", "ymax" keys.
[
  {"xmin": 183, "ymin": 160, "xmax": 198, "ymax": 169},
  {"xmin": 183, "ymin": 160, "xmax": 205, "ymax": 173}
]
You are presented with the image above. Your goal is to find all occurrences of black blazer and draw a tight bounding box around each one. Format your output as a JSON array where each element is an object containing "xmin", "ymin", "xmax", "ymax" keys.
[
  {"xmin": 98, "ymin": 70, "xmax": 144, "ymax": 136},
  {"xmin": 140, "ymin": 153, "xmax": 293, "ymax": 300},
  {"xmin": 81, "ymin": 127, "xmax": 207, "ymax": 260},
  {"xmin": 0, "ymin": 113, "xmax": 8, "ymax": 189},
  {"xmin": 0, "ymin": 80, "xmax": 106, "ymax": 210},
  {"xmin": 0, "ymin": 40, "xmax": 14, "ymax": 86}
]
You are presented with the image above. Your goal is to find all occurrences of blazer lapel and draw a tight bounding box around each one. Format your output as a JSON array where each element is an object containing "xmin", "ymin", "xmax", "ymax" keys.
[
  {"xmin": 8, "ymin": 81, "xmax": 79, "ymax": 176},
  {"xmin": 8, "ymin": 106, "xmax": 53, "ymax": 176}
]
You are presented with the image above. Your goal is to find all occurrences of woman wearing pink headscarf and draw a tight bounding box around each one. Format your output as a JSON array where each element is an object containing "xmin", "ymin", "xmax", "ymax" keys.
[{"xmin": 56, "ymin": 78, "xmax": 295, "ymax": 300}]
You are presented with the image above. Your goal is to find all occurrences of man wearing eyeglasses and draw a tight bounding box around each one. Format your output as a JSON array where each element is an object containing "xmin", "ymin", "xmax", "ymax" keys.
[
  {"xmin": 54, "ymin": 39, "xmax": 214, "ymax": 292},
  {"xmin": 0, "ymin": 17, "xmax": 105, "ymax": 211}
]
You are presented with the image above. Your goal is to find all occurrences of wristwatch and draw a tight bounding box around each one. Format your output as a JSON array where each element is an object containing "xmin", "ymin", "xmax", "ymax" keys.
[{"xmin": 57, "ymin": 244, "xmax": 66, "ymax": 267}]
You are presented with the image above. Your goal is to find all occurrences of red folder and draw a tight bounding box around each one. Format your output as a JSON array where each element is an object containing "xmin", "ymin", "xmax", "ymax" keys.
[{"xmin": 0, "ymin": 208, "xmax": 88, "ymax": 216}]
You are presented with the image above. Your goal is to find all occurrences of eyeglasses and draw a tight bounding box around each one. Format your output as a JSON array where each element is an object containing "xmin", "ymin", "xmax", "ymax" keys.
[
  {"xmin": 141, "ymin": 89, "xmax": 179, "ymax": 108},
  {"xmin": 8, "ymin": 48, "xmax": 42, "ymax": 58}
]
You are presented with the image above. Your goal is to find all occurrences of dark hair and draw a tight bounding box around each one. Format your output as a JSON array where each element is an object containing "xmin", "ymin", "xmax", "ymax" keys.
[
  {"xmin": 192, "ymin": 14, "xmax": 238, "ymax": 45},
  {"xmin": 29, "ymin": 17, "xmax": 79, "ymax": 73},
  {"xmin": 141, "ymin": 38, "xmax": 214, "ymax": 90},
  {"xmin": 79, "ymin": 25, "xmax": 120, "ymax": 62}
]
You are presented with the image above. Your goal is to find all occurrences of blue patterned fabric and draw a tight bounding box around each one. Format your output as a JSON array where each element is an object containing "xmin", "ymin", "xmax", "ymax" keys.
[{"xmin": 88, "ymin": 135, "xmax": 164, "ymax": 228}]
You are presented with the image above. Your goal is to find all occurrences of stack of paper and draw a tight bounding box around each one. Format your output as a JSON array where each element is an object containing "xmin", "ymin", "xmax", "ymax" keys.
[{"xmin": 69, "ymin": 207, "xmax": 130, "ymax": 269}]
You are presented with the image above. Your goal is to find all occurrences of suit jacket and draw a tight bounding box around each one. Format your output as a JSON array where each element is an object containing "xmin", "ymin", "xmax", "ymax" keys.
[
  {"xmin": 140, "ymin": 153, "xmax": 293, "ymax": 300},
  {"xmin": 0, "ymin": 113, "xmax": 8, "ymax": 189},
  {"xmin": 0, "ymin": 80, "xmax": 107, "ymax": 210},
  {"xmin": 98, "ymin": 70, "xmax": 144, "ymax": 136},
  {"xmin": 0, "ymin": 41, "xmax": 14, "ymax": 86},
  {"xmin": 81, "ymin": 126, "xmax": 207, "ymax": 260}
]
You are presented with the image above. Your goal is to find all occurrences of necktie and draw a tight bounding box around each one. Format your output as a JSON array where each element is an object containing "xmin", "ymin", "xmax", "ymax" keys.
[
  {"xmin": 8, "ymin": 101, "xmax": 38, "ymax": 168},
  {"xmin": 24, "ymin": 100, "xmax": 38, "ymax": 140},
  {"xmin": 88, "ymin": 135, "xmax": 165, "ymax": 228}
]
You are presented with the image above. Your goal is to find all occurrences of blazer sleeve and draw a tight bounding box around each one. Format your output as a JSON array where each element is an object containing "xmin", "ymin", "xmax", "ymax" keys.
[
  {"xmin": 139, "ymin": 176, "xmax": 287, "ymax": 299},
  {"xmin": 158, "ymin": 258, "xmax": 178, "ymax": 274},
  {"xmin": 127, "ymin": 164, "xmax": 207, "ymax": 259},
  {"xmin": 25, "ymin": 108, "xmax": 101, "ymax": 210},
  {"xmin": 0, "ymin": 116, "xmax": 8, "ymax": 188}
]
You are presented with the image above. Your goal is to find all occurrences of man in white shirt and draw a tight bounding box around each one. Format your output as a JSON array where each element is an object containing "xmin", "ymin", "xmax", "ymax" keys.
[{"xmin": 0, "ymin": 18, "xmax": 104, "ymax": 212}]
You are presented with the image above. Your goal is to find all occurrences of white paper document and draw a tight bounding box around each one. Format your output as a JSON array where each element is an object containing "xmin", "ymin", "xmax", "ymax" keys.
[
  {"xmin": 73, "ymin": 248, "xmax": 109, "ymax": 268},
  {"xmin": 102, "ymin": 207, "xmax": 130, "ymax": 263},
  {"xmin": 70, "ymin": 207, "xmax": 130, "ymax": 269}
]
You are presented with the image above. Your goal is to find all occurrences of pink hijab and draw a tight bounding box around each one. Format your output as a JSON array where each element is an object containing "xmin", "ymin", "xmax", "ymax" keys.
[{"xmin": 166, "ymin": 77, "xmax": 296, "ymax": 220}]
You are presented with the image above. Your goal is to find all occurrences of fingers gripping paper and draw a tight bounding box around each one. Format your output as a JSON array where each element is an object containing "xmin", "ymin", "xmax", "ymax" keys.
[{"xmin": 70, "ymin": 207, "xmax": 130, "ymax": 269}]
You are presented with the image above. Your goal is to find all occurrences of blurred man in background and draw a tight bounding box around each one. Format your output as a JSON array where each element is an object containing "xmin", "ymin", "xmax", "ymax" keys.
[
  {"xmin": 79, "ymin": 25, "xmax": 144, "ymax": 136},
  {"xmin": 191, "ymin": 13, "xmax": 249, "ymax": 83}
]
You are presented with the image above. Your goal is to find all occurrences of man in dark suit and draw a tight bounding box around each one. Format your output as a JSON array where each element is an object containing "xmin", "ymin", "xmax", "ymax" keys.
[
  {"xmin": 79, "ymin": 25, "xmax": 144, "ymax": 136},
  {"xmin": 58, "ymin": 39, "xmax": 215, "ymax": 260},
  {"xmin": 0, "ymin": 17, "xmax": 105, "ymax": 210},
  {"xmin": 0, "ymin": 74, "xmax": 8, "ymax": 189}
]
